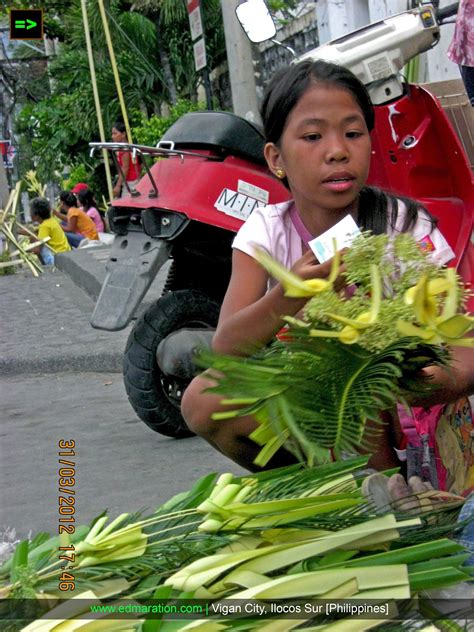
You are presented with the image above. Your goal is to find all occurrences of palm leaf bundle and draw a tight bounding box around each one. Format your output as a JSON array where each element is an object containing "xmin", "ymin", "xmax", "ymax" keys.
[
  {"xmin": 0, "ymin": 171, "xmax": 57, "ymax": 276},
  {"xmin": 1, "ymin": 459, "xmax": 471, "ymax": 631},
  {"xmin": 200, "ymin": 233, "xmax": 473, "ymax": 466},
  {"xmin": 0, "ymin": 182, "xmax": 44, "ymax": 277},
  {"xmin": 23, "ymin": 171, "xmax": 47, "ymax": 198}
]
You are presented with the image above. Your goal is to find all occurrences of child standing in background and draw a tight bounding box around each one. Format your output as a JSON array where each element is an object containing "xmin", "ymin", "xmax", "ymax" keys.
[
  {"xmin": 447, "ymin": 0, "xmax": 474, "ymax": 105},
  {"xmin": 111, "ymin": 120, "xmax": 142, "ymax": 198}
]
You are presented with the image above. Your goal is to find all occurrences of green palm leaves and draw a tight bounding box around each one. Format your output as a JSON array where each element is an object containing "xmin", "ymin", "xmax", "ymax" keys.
[
  {"xmin": 74, "ymin": 514, "xmax": 148, "ymax": 567},
  {"xmin": 206, "ymin": 337, "xmax": 434, "ymax": 465},
  {"xmin": 255, "ymin": 247, "xmax": 341, "ymax": 298},
  {"xmin": 308, "ymin": 264, "xmax": 382, "ymax": 344},
  {"xmin": 204, "ymin": 233, "xmax": 472, "ymax": 466},
  {"xmin": 2, "ymin": 460, "xmax": 470, "ymax": 630}
]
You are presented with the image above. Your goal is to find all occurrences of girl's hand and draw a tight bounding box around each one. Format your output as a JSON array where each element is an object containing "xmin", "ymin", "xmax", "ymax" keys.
[
  {"xmin": 291, "ymin": 249, "xmax": 326, "ymax": 279},
  {"xmin": 291, "ymin": 249, "xmax": 346, "ymax": 289},
  {"xmin": 403, "ymin": 346, "xmax": 473, "ymax": 408}
]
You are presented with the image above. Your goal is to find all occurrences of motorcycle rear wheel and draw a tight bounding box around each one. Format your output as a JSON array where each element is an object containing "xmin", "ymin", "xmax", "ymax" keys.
[{"xmin": 123, "ymin": 289, "xmax": 220, "ymax": 438}]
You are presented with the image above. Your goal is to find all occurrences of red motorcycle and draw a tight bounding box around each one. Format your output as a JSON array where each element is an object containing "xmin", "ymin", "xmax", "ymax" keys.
[{"xmin": 90, "ymin": 1, "xmax": 473, "ymax": 439}]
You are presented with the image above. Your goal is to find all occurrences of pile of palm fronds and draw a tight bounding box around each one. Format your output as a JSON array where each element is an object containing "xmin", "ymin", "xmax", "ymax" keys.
[
  {"xmin": 0, "ymin": 179, "xmax": 44, "ymax": 277},
  {"xmin": 1, "ymin": 458, "xmax": 471, "ymax": 631},
  {"xmin": 201, "ymin": 233, "xmax": 473, "ymax": 467}
]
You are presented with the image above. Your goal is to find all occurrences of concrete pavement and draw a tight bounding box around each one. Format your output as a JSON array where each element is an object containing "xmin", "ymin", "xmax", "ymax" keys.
[
  {"xmin": 1, "ymin": 244, "xmax": 169, "ymax": 375},
  {"xmin": 1, "ymin": 372, "xmax": 244, "ymax": 539},
  {"xmin": 0, "ymin": 254, "xmax": 245, "ymax": 539},
  {"xmin": 0, "ymin": 266, "xmax": 129, "ymax": 375}
]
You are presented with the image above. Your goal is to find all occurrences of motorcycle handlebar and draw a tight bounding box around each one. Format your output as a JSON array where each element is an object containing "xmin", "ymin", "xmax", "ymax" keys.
[{"xmin": 436, "ymin": 2, "xmax": 459, "ymax": 23}]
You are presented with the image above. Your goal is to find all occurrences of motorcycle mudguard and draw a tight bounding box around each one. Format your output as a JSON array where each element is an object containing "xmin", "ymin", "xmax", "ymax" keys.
[{"xmin": 90, "ymin": 232, "xmax": 170, "ymax": 331}]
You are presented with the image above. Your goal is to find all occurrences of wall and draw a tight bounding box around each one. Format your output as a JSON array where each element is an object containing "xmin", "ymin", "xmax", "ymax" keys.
[
  {"xmin": 211, "ymin": 7, "xmax": 320, "ymax": 111},
  {"xmin": 257, "ymin": 8, "xmax": 319, "ymax": 84}
]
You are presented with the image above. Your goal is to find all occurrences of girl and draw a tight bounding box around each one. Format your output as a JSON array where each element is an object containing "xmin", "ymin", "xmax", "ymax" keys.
[
  {"xmin": 181, "ymin": 60, "xmax": 473, "ymax": 472},
  {"xmin": 78, "ymin": 188, "xmax": 106, "ymax": 234},
  {"xmin": 111, "ymin": 120, "xmax": 142, "ymax": 198},
  {"xmin": 54, "ymin": 190, "xmax": 99, "ymax": 247}
]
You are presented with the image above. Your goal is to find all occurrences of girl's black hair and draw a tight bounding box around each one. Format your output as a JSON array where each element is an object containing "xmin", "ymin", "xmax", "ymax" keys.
[
  {"xmin": 358, "ymin": 186, "xmax": 436, "ymax": 235},
  {"xmin": 78, "ymin": 188, "xmax": 105, "ymax": 219},
  {"xmin": 113, "ymin": 120, "xmax": 126, "ymax": 133},
  {"xmin": 59, "ymin": 190, "xmax": 77, "ymax": 208},
  {"xmin": 260, "ymin": 59, "xmax": 436, "ymax": 235},
  {"xmin": 30, "ymin": 197, "xmax": 51, "ymax": 220}
]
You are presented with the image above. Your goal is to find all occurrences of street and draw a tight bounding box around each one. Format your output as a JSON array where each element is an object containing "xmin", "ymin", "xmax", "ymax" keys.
[
  {"xmin": 0, "ymin": 372, "xmax": 244, "ymax": 540},
  {"xmin": 0, "ymin": 267, "xmax": 244, "ymax": 542}
]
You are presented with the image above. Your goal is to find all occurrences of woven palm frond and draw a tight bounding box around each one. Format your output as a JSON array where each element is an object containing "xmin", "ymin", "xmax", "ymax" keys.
[{"xmin": 201, "ymin": 336, "xmax": 446, "ymax": 465}]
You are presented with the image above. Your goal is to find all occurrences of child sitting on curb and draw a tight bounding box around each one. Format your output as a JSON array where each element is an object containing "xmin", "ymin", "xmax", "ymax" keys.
[{"xmin": 26, "ymin": 197, "xmax": 71, "ymax": 265}]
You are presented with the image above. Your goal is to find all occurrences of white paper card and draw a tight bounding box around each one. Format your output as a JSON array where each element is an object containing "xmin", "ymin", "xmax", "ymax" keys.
[{"xmin": 308, "ymin": 214, "xmax": 361, "ymax": 263}]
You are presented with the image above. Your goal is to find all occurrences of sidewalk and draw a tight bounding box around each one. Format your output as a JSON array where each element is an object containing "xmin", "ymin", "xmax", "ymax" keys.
[
  {"xmin": 0, "ymin": 246, "xmax": 169, "ymax": 375},
  {"xmin": 0, "ymin": 249, "xmax": 245, "ymax": 541},
  {"xmin": 0, "ymin": 267, "xmax": 128, "ymax": 375}
]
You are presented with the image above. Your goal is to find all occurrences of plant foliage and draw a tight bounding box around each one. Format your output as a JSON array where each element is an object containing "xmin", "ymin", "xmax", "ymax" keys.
[
  {"xmin": 0, "ymin": 459, "xmax": 469, "ymax": 630},
  {"xmin": 132, "ymin": 100, "xmax": 207, "ymax": 147},
  {"xmin": 11, "ymin": 0, "xmax": 226, "ymax": 185},
  {"xmin": 201, "ymin": 233, "xmax": 473, "ymax": 466}
]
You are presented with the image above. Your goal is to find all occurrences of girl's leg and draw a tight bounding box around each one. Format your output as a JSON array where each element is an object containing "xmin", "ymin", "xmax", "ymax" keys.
[
  {"xmin": 40, "ymin": 246, "xmax": 55, "ymax": 266},
  {"xmin": 65, "ymin": 232, "xmax": 84, "ymax": 248},
  {"xmin": 362, "ymin": 413, "xmax": 403, "ymax": 471},
  {"xmin": 460, "ymin": 65, "xmax": 474, "ymax": 106},
  {"xmin": 182, "ymin": 373, "xmax": 401, "ymax": 472},
  {"xmin": 120, "ymin": 179, "xmax": 140, "ymax": 198},
  {"xmin": 181, "ymin": 372, "xmax": 297, "ymax": 472}
]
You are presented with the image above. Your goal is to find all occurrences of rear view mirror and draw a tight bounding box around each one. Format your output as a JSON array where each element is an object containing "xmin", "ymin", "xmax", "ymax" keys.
[{"xmin": 235, "ymin": 0, "xmax": 276, "ymax": 43}]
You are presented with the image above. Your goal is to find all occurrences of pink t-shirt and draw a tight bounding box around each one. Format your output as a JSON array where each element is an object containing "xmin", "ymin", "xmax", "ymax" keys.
[
  {"xmin": 232, "ymin": 200, "xmax": 454, "ymax": 290},
  {"xmin": 447, "ymin": 0, "xmax": 474, "ymax": 67},
  {"xmin": 86, "ymin": 207, "xmax": 105, "ymax": 233}
]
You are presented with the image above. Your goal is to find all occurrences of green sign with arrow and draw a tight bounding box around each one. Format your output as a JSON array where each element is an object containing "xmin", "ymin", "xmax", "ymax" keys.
[
  {"xmin": 9, "ymin": 9, "xmax": 43, "ymax": 40},
  {"xmin": 14, "ymin": 19, "xmax": 37, "ymax": 30}
]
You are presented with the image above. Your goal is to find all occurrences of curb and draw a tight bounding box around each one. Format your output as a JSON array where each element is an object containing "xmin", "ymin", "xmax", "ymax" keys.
[
  {"xmin": 55, "ymin": 246, "xmax": 170, "ymax": 307},
  {"xmin": 55, "ymin": 246, "xmax": 109, "ymax": 302},
  {"xmin": 1, "ymin": 350, "xmax": 124, "ymax": 376}
]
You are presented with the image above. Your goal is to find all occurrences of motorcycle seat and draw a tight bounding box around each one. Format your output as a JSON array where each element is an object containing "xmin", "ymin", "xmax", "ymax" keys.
[{"xmin": 160, "ymin": 111, "xmax": 266, "ymax": 165}]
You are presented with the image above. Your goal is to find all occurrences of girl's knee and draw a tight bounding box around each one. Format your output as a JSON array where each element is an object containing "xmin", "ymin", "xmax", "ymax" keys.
[{"xmin": 181, "ymin": 374, "xmax": 221, "ymax": 438}]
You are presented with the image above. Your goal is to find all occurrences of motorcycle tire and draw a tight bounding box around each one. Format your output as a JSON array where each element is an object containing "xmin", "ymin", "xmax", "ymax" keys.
[{"xmin": 123, "ymin": 289, "xmax": 221, "ymax": 439}]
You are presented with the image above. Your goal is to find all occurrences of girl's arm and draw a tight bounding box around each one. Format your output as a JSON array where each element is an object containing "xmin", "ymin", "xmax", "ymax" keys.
[
  {"xmin": 113, "ymin": 174, "xmax": 122, "ymax": 198},
  {"xmin": 53, "ymin": 209, "xmax": 68, "ymax": 222},
  {"xmin": 62, "ymin": 215, "xmax": 78, "ymax": 234},
  {"xmin": 212, "ymin": 248, "xmax": 335, "ymax": 356},
  {"xmin": 409, "ymin": 345, "xmax": 474, "ymax": 408},
  {"xmin": 113, "ymin": 154, "xmax": 130, "ymax": 197}
]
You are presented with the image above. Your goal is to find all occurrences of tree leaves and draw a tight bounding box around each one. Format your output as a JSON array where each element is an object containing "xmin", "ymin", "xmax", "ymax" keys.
[{"xmin": 13, "ymin": 0, "xmax": 226, "ymax": 182}]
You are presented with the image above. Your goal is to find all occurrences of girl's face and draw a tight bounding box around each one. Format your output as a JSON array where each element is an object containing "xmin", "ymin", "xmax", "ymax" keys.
[
  {"xmin": 264, "ymin": 83, "xmax": 371, "ymax": 219},
  {"xmin": 111, "ymin": 127, "xmax": 126, "ymax": 142}
]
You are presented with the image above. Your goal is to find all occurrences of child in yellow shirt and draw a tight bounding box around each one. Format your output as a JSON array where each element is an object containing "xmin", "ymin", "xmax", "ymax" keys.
[{"xmin": 30, "ymin": 197, "xmax": 71, "ymax": 265}]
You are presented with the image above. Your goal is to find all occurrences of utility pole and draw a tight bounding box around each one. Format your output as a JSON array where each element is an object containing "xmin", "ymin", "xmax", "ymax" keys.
[{"xmin": 220, "ymin": 0, "xmax": 260, "ymax": 123}]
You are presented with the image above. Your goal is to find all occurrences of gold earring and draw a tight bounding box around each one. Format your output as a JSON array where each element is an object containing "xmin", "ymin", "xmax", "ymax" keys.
[{"xmin": 275, "ymin": 169, "xmax": 285, "ymax": 179}]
